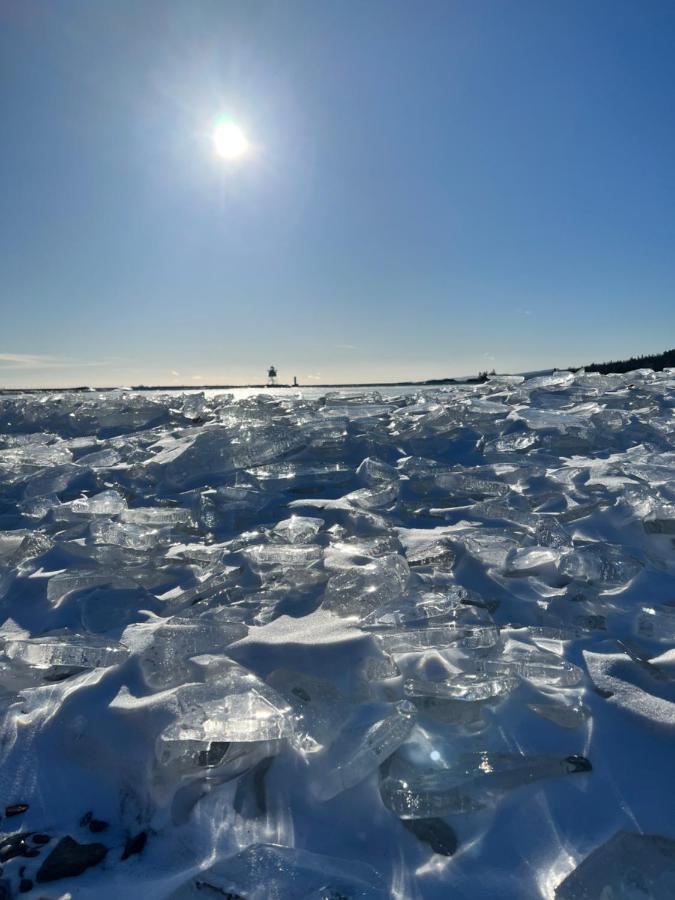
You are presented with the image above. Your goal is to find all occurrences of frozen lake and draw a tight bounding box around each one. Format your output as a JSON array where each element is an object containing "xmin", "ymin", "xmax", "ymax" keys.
[{"xmin": 0, "ymin": 369, "xmax": 673, "ymax": 898}]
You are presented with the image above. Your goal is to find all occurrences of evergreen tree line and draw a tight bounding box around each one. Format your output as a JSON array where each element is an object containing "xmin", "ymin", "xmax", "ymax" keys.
[{"xmin": 575, "ymin": 348, "xmax": 675, "ymax": 375}]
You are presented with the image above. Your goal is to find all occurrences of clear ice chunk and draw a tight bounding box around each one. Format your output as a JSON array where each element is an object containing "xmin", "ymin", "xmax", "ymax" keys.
[
  {"xmin": 528, "ymin": 699, "xmax": 591, "ymax": 729},
  {"xmin": 120, "ymin": 506, "xmax": 194, "ymax": 527},
  {"xmin": 380, "ymin": 751, "xmax": 591, "ymax": 817},
  {"xmin": 404, "ymin": 672, "xmax": 518, "ymax": 702},
  {"xmin": 472, "ymin": 647, "xmax": 583, "ymax": 687},
  {"xmin": 3, "ymin": 629, "xmax": 129, "ymax": 678},
  {"xmin": 556, "ymin": 831, "xmax": 675, "ymax": 900},
  {"xmin": 170, "ymin": 843, "xmax": 387, "ymax": 900},
  {"xmin": 637, "ymin": 605, "xmax": 675, "ymax": 642},
  {"xmin": 140, "ymin": 618, "xmax": 248, "ymax": 689},
  {"xmin": 243, "ymin": 543, "xmax": 323, "ymax": 570},
  {"xmin": 271, "ymin": 515, "xmax": 324, "ymax": 544},
  {"xmin": 322, "ymin": 554, "xmax": 409, "ymax": 619},
  {"xmin": 405, "ymin": 540, "xmax": 456, "ymax": 570},
  {"xmin": 361, "ymin": 589, "xmax": 464, "ymax": 629},
  {"xmin": 156, "ymin": 663, "xmax": 294, "ymax": 771},
  {"xmin": 89, "ymin": 519, "xmax": 171, "ymax": 550},
  {"xmin": 311, "ymin": 701, "xmax": 417, "ymax": 801},
  {"xmin": 70, "ymin": 490, "xmax": 127, "ymax": 515},
  {"xmin": 266, "ymin": 668, "xmax": 351, "ymax": 752},
  {"xmin": 559, "ymin": 544, "xmax": 643, "ymax": 588},
  {"xmin": 46, "ymin": 569, "xmax": 135, "ymax": 605}
]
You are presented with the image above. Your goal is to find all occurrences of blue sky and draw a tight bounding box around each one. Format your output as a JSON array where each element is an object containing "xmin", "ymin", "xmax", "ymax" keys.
[{"xmin": 1, "ymin": 0, "xmax": 674, "ymax": 387}]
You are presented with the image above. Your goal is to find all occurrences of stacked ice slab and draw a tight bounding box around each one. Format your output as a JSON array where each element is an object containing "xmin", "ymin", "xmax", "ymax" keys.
[{"xmin": 0, "ymin": 370, "xmax": 673, "ymax": 897}]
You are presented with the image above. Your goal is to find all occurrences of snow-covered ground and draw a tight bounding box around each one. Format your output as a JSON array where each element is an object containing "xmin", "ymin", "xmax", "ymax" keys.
[{"xmin": 0, "ymin": 370, "xmax": 674, "ymax": 898}]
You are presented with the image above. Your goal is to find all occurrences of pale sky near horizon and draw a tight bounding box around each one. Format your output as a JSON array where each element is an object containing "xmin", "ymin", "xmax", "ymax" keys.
[{"xmin": 1, "ymin": 0, "xmax": 674, "ymax": 388}]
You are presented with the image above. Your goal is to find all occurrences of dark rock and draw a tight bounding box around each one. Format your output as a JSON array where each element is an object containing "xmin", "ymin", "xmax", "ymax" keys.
[
  {"xmin": 19, "ymin": 878, "xmax": 33, "ymax": 893},
  {"xmin": 5, "ymin": 805, "xmax": 29, "ymax": 819},
  {"xmin": 79, "ymin": 811, "xmax": 108, "ymax": 833},
  {"xmin": 31, "ymin": 835, "xmax": 50, "ymax": 846},
  {"xmin": 36, "ymin": 836, "xmax": 107, "ymax": 883},
  {"xmin": 121, "ymin": 831, "xmax": 147, "ymax": 861},
  {"xmin": 0, "ymin": 834, "xmax": 32, "ymax": 863},
  {"xmin": 0, "ymin": 879, "xmax": 11, "ymax": 899},
  {"xmin": 402, "ymin": 817, "xmax": 458, "ymax": 856}
]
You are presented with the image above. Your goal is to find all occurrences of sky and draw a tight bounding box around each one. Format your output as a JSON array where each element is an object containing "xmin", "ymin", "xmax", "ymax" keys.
[{"xmin": 1, "ymin": 0, "xmax": 674, "ymax": 388}]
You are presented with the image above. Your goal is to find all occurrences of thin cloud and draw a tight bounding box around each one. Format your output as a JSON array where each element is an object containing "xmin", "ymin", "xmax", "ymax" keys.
[
  {"xmin": 0, "ymin": 353, "xmax": 115, "ymax": 371},
  {"xmin": 335, "ymin": 344, "xmax": 357, "ymax": 351}
]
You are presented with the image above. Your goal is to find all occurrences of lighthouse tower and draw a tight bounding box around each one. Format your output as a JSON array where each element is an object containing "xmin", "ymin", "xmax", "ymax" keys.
[{"xmin": 267, "ymin": 365, "xmax": 278, "ymax": 386}]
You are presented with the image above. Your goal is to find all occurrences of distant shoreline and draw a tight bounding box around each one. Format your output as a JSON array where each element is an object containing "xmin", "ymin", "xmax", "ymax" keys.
[{"xmin": 0, "ymin": 376, "xmax": 490, "ymax": 394}]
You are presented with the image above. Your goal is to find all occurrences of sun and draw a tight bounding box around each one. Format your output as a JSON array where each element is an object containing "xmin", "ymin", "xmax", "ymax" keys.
[{"xmin": 213, "ymin": 119, "xmax": 249, "ymax": 161}]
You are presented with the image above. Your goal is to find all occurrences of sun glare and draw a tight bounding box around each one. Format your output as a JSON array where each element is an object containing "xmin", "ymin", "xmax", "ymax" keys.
[{"xmin": 213, "ymin": 119, "xmax": 249, "ymax": 160}]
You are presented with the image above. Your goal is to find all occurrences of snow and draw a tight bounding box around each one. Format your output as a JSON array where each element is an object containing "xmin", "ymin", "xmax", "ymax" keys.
[{"xmin": 0, "ymin": 372, "xmax": 673, "ymax": 897}]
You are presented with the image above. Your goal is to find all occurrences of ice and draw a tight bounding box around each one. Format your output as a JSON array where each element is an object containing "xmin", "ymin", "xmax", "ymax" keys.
[
  {"xmin": 120, "ymin": 506, "xmax": 194, "ymax": 526},
  {"xmin": 380, "ymin": 751, "xmax": 591, "ymax": 817},
  {"xmin": 471, "ymin": 645, "xmax": 584, "ymax": 687},
  {"xmin": 2, "ymin": 629, "xmax": 129, "ymax": 678},
  {"xmin": 69, "ymin": 489, "xmax": 127, "ymax": 515},
  {"xmin": 405, "ymin": 539, "xmax": 456, "ymax": 570},
  {"xmin": 140, "ymin": 618, "xmax": 249, "ymax": 689},
  {"xmin": 637, "ymin": 605, "xmax": 675, "ymax": 642},
  {"xmin": 322, "ymin": 553, "xmax": 410, "ymax": 619},
  {"xmin": 643, "ymin": 504, "xmax": 675, "ymax": 534},
  {"xmin": 311, "ymin": 701, "xmax": 417, "ymax": 800},
  {"xmin": 556, "ymin": 831, "xmax": 675, "ymax": 900},
  {"xmin": 170, "ymin": 843, "xmax": 387, "ymax": 899},
  {"xmin": 74, "ymin": 447, "xmax": 121, "ymax": 468},
  {"xmin": 404, "ymin": 672, "xmax": 518, "ymax": 702},
  {"xmin": 271, "ymin": 514, "xmax": 324, "ymax": 543},
  {"xmin": 266, "ymin": 668, "xmax": 351, "ymax": 751},
  {"xmin": 558, "ymin": 543, "xmax": 643, "ymax": 588},
  {"xmin": 156, "ymin": 663, "xmax": 294, "ymax": 771},
  {"xmin": 1, "ymin": 375, "xmax": 674, "ymax": 897},
  {"xmin": 89, "ymin": 519, "xmax": 171, "ymax": 550},
  {"xmin": 373, "ymin": 620, "xmax": 500, "ymax": 654},
  {"xmin": 361, "ymin": 588, "xmax": 464, "ymax": 629},
  {"xmin": 243, "ymin": 542, "xmax": 323, "ymax": 570},
  {"xmin": 528, "ymin": 698, "xmax": 591, "ymax": 728}
]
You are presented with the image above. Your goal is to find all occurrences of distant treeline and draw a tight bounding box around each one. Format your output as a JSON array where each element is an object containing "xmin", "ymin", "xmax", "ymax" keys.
[{"xmin": 577, "ymin": 347, "xmax": 675, "ymax": 375}]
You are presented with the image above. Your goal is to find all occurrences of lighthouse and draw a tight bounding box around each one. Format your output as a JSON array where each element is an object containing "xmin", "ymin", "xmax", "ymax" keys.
[{"xmin": 267, "ymin": 365, "xmax": 278, "ymax": 386}]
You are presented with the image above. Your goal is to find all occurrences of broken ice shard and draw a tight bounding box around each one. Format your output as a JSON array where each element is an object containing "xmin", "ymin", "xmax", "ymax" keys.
[
  {"xmin": 266, "ymin": 668, "xmax": 351, "ymax": 752},
  {"xmin": 643, "ymin": 504, "xmax": 675, "ymax": 534},
  {"xmin": 528, "ymin": 699, "xmax": 591, "ymax": 729},
  {"xmin": 380, "ymin": 751, "xmax": 591, "ymax": 818},
  {"xmin": 361, "ymin": 589, "xmax": 464, "ymax": 630},
  {"xmin": 312, "ymin": 701, "xmax": 417, "ymax": 801},
  {"xmin": 46, "ymin": 570, "xmax": 135, "ymax": 605},
  {"xmin": 242, "ymin": 543, "xmax": 323, "ymax": 570},
  {"xmin": 156, "ymin": 665, "xmax": 293, "ymax": 772},
  {"xmin": 322, "ymin": 553, "xmax": 410, "ymax": 619},
  {"xmin": 70, "ymin": 490, "xmax": 127, "ymax": 515},
  {"xmin": 404, "ymin": 672, "xmax": 518, "ymax": 702},
  {"xmin": 373, "ymin": 621, "xmax": 499, "ymax": 654},
  {"xmin": 558, "ymin": 544, "xmax": 643, "ymax": 588},
  {"xmin": 170, "ymin": 843, "xmax": 387, "ymax": 900},
  {"xmin": 89, "ymin": 520, "xmax": 170, "ymax": 551},
  {"xmin": 271, "ymin": 515, "xmax": 324, "ymax": 544},
  {"xmin": 555, "ymin": 830, "xmax": 675, "ymax": 900},
  {"xmin": 637, "ymin": 605, "xmax": 675, "ymax": 642},
  {"xmin": 3, "ymin": 630, "xmax": 129, "ymax": 678},
  {"xmin": 472, "ymin": 647, "xmax": 583, "ymax": 687},
  {"xmin": 140, "ymin": 618, "xmax": 248, "ymax": 689},
  {"xmin": 120, "ymin": 506, "xmax": 194, "ymax": 527}
]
